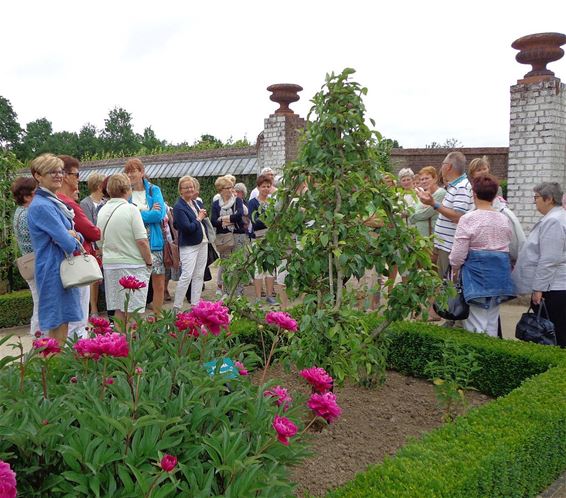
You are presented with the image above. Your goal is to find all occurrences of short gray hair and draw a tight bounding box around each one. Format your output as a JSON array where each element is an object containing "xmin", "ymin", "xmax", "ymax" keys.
[
  {"xmin": 234, "ymin": 182, "xmax": 247, "ymax": 196},
  {"xmin": 444, "ymin": 151, "xmax": 467, "ymax": 174},
  {"xmin": 398, "ymin": 168, "xmax": 414, "ymax": 179},
  {"xmin": 534, "ymin": 182, "xmax": 563, "ymax": 205}
]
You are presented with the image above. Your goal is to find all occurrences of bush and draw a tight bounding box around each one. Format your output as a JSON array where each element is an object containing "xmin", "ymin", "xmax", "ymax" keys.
[
  {"xmin": 326, "ymin": 321, "xmax": 566, "ymax": 497},
  {"xmin": 0, "ymin": 302, "xmax": 310, "ymax": 496},
  {"xmin": 0, "ymin": 289, "xmax": 33, "ymax": 328}
]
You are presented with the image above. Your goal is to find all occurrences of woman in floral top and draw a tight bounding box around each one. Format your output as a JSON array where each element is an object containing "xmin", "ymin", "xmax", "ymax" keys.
[{"xmin": 11, "ymin": 176, "xmax": 42, "ymax": 336}]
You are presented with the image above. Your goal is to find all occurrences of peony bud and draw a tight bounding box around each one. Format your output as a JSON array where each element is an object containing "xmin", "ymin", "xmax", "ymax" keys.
[
  {"xmin": 160, "ymin": 454, "xmax": 178, "ymax": 472},
  {"xmin": 135, "ymin": 367, "xmax": 143, "ymax": 375},
  {"xmin": 70, "ymin": 376, "xmax": 78, "ymax": 384}
]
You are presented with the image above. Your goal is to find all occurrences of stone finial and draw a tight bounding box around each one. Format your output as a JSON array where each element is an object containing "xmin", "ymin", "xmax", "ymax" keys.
[
  {"xmin": 267, "ymin": 84, "xmax": 303, "ymax": 115},
  {"xmin": 512, "ymin": 32, "xmax": 566, "ymax": 83}
]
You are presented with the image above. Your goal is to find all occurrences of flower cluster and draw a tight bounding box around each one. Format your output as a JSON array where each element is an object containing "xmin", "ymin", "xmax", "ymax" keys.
[
  {"xmin": 160, "ymin": 454, "xmax": 177, "ymax": 473},
  {"xmin": 88, "ymin": 316, "xmax": 113, "ymax": 335},
  {"xmin": 0, "ymin": 460, "xmax": 17, "ymax": 498},
  {"xmin": 272, "ymin": 415, "xmax": 298, "ymax": 446},
  {"xmin": 307, "ymin": 392, "xmax": 342, "ymax": 423},
  {"xmin": 299, "ymin": 367, "xmax": 333, "ymax": 393},
  {"xmin": 265, "ymin": 311, "xmax": 298, "ymax": 332},
  {"xmin": 32, "ymin": 337, "xmax": 61, "ymax": 357},
  {"xmin": 74, "ymin": 333, "xmax": 129, "ymax": 360},
  {"xmin": 264, "ymin": 386, "xmax": 292, "ymax": 411},
  {"xmin": 119, "ymin": 275, "xmax": 147, "ymax": 291},
  {"xmin": 191, "ymin": 300, "xmax": 230, "ymax": 336}
]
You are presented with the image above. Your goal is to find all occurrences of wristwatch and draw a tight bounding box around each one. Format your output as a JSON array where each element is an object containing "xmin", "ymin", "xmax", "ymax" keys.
[{"xmin": 433, "ymin": 202, "xmax": 441, "ymax": 210}]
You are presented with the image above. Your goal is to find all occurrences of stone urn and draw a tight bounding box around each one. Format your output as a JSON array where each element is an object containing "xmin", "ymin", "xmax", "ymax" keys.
[
  {"xmin": 512, "ymin": 32, "xmax": 566, "ymax": 81},
  {"xmin": 267, "ymin": 83, "xmax": 303, "ymax": 115}
]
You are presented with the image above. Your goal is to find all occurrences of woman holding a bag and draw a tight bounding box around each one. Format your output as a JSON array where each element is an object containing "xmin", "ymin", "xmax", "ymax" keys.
[
  {"xmin": 513, "ymin": 182, "xmax": 566, "ymax": 347},
  {"xmin": 211, "ymin": 175, "xmax": 245, "ymax": 296},
  {"xmin": 11, "ymin": 176, "xmax": 42, "ymax": 336},
  {"xmin": 28, "ymin": 154, "xmax": 83, "ymax": 345},
  {"xmin": 449, "ymin": 175, "xmax": 515, "ymax": 337}
]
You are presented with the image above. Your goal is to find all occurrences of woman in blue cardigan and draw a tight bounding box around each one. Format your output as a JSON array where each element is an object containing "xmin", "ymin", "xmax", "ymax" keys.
[
  {"xmin": 125, "ymin": 158, "xmax": 166, "ymax": 314},
  {"xmin": 172, "ymin": 176, "xmax": 210, "ymax": 311}
]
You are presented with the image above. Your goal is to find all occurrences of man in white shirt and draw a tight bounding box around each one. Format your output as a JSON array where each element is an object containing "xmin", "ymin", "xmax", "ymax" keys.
[{"xmin": 416, "ymin": 151, "xmax": 474, "ymax": 278}]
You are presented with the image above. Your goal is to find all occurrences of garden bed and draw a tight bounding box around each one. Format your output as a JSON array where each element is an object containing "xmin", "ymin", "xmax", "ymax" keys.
[{"xmin": 258, "ymin": 365, "xmax": 490, "ymax": 497}]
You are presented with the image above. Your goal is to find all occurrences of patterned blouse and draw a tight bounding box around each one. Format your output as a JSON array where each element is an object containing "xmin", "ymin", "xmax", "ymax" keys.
[{"xmin": 13, "ymin": 206, "xmax": 33, "ymax": 255}]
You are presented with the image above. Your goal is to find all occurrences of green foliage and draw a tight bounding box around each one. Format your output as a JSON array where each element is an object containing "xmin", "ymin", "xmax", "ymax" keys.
[
  {"xmin": 101, "ymin": 107, "xmax": 140, "ymax": 156},
  {"xmin": 500, "ymin": 179, "xmax": 508, "ymax": 199},
  {"xmin": 223, "ymin": 68, "xmax": 442, "ymax": 384},
  {"xmin": 326, "ymin": 321, "xmax": 566, "ymax": 497},
  {"xmin": 424, "ymin": 341, "xmax": 480, "ymax": 421},
  {"xmin": 0, "ymin": 290, "xmax": 33, "ymax": 327},
  {"xmin": 0, "ymin": 151, "xmax": 25, "ymax": 291},
  {"xmin": 0, "ymin": 96, "xmax": 23, "ymax": 150},
  {"xmin": 0, "ymin": 309, "xmax": 310, "ymax": 497}
]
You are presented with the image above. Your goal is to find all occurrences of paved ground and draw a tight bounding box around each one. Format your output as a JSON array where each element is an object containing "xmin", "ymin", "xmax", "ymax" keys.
[{"xmin": 0, "ymin": 272, "xmax": 563, "ymax": 496}]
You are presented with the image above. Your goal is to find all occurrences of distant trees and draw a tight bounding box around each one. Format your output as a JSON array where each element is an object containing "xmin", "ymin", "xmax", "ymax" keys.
[
  {"xmin": 0, "ymin": 96, "xmax": 250, "ymax": 162},
  {"xmin": 425, "ymin": 138, "xmax": 463, "ymax": 149}
]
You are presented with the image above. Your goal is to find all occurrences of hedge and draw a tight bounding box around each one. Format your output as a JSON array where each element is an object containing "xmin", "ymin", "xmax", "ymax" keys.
[
  {"xmin": 0, "ymin": 289, "xmax": 33, "ymax": 328},
  {"xmin": 325, "ymin": 321, "xmax": 566, "ymax": 498},
  {"xmin": 230, "ymin": 316, "xmax": 566, "ymax": 497}
]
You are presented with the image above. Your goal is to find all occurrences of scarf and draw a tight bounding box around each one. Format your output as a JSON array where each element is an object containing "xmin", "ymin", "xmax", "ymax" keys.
[
  {"xmin": 36, "ymin": 187, "xmax": 75, "ymax": 222},
  {"xmin": 219, "ymin": 195, "xmax": 237, "ymax": 232}
]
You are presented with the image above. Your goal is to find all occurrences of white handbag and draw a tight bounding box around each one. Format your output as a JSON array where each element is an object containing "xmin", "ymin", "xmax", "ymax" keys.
[{"xmin": 60, "ymin": 243, "xmax": 103, "ymax": 289}]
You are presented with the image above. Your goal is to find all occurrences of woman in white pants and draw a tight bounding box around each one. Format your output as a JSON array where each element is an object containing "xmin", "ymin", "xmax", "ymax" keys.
[{"xmin": 173, "ymin": 176, "xmax": 209, "ymax": 311}]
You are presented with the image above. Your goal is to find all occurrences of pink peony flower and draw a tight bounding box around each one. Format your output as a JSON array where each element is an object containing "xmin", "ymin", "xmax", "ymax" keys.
[
  {"xmin": 89, "ymin": 316, "xmax": 110, "ymax": 329},
  {"xmin": 264, "ymin": 386, "xmax": 292, "ymax": 411},
  {"xmin": 119, "ymin": 275, "xmax": 147, "ymax": 291},
  {"xmin": 272, "ymin": 415, "xmax": 298, "ymax": 446},
  {"xmin": 73, "ymin": 333, "xmax": 129, "ymax": 359},
  {"xmin": 147, "ymin": 315, "xmax": 156, "ymax": 324},
  {"xmin": 300, "ymin": 367, "xmax": 334, "ymax": 393},
  {"xmin": 234, "ymin": 361, "xmax": 248, "ymax": 376},
  {"xmin": 33, "ymin": 337, "xmax": 61, "ymax": 357},
  {"xmin": 307, "ymin": 392, "xmax": 342, "ymax": 423},
  {"xmin": 160, "ymin": 454, "xmax": 177, "ymax": 473},
  {"xmin": 191, "ymin": 300, "xmax": 230, "ymax": 336},
  {"xmin": 0, "ymin": 460, "xmax": 17, "ymax": 498},
  {"xmin": 175, "ymin": 312, "xmax": 202, "ymax": 337},
  {"xmin": 265, "ymin": 311, "xmax": 298, "ymax": 332}
]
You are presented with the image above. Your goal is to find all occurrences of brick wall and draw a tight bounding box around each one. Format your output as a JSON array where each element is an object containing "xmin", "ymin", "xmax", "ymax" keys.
[
  {"xmin": 507, "ymin": 78, "xmax": 566, "ymax": 231},
  {"xmin": 258, "ymin": 114, "xmax": 306, "ymax": 175},
  {"xmin": 390, "ymin": 147, "xmax": 509, "ymax": 179}
]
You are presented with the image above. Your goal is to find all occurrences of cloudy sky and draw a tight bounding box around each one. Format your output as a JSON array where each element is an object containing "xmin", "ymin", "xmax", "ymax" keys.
[{"xmin": 3, "ymin": 0, "xmax": 565, "ymax": 149}]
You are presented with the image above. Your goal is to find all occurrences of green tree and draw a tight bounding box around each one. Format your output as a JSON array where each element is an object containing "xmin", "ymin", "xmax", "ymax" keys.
[
  {"xmin": 45, "ymin": 131, "xmax": 80, "ymax": 157},
  {"xmin": 0, "ymin": 97, "xmax": 23, "ymax": 151},
  {"xmin": 192, "ymin": 134, "xmax": 224, "ymax": 150},
  {"xmin": 225, "ymin": 69, "xmax": 441, "ymax": 383},
  {"xmin": 101, "ymin": 107, "xmax": 140, "ymax": 155},
  {"xmin": 426, "ymin": 138, "xmax": 463, "ymax": 149},
  {"xmin": 15, "ymin": 118, "xmax": 53, "ymax": 160},
  {"xmin": 140, "ymin": 126, "xmax": 165, "ymax": 150},
  {"xmin": 76, "ymin": 123, "xmax": 102, "ymax": 159}
]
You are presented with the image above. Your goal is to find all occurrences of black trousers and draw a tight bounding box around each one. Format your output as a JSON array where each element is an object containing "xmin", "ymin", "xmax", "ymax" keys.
[{"xmin": 532, "ymin": 290, "xmax": 566, "ymax": 347}]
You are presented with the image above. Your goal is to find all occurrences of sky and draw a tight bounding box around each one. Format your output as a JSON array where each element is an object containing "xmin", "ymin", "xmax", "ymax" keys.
[{"xmin": 2, "ymin": 0, "xmax": 566, "ymax": 149}]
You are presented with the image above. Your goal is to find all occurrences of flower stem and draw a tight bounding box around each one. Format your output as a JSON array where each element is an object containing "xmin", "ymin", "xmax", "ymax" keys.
[
  {"xmin": 41, "ymin": 363, "xmax": 48, "ymax": 400},
  {"xmin": 260, "ymin": 332, "xmax": 280, "ymax": 385}
]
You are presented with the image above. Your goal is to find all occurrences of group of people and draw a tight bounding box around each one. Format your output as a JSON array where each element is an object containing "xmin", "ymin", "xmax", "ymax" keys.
[
  {"xmin": 408, "ymin": 151, "xmax": 565, "ymax": 347},
  {"xmin": 10, "ymin": 150, "xmax": 566, "ymax": 349}
]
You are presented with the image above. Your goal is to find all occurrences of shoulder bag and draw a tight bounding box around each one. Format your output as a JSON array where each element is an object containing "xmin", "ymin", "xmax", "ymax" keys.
[
  {"xmin": 433, "ymin": 269, "xmax": 469, "ymax": 321},
  {"xmin": 515, "ymin": 300, "xmax": 556, "ymax": 346},
  {"xmin": 15, "ymin": 209, "xmax": 35, "ymax": 281},
  {"xmin": 60, "ymin": 241, "xmax": 103, "ymax": 289}
]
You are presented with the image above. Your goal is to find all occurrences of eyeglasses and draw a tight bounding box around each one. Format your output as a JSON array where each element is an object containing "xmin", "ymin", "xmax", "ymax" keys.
[
  {"xmin": 533, "ymin": 195, "xmax": 542, "ymax": 201},
  {"xmin": 48, "ymin": 170, "xmax": 64, "ymax": 177},
  {"xmin": 65, "ymin": 172, "xmax": 80, "ymax": 178}
]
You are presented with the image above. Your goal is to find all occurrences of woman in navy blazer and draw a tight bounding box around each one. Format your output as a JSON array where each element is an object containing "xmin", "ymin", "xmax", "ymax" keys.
[{"xmin": 172, "ymin": 176, "xmax": 209, "ymax": 310}]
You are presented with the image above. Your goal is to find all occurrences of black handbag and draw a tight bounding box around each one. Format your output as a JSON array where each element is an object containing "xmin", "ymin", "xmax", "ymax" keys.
[
  {"xmin": 515, "ymin": 300, "xmax": 556, "ymax": 346},
  {"xmin": 433, "ymin": 272, "xmax": 470, "ymax": 321}
]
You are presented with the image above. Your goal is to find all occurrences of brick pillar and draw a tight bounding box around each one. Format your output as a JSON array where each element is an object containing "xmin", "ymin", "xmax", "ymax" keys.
[
  {"xmin": 257, "ymin": 84, "xmax": 306, "ymax": 175},
  {"xmin": 507, "ymin": 33, "xmax": 566, "ymax": 231}
]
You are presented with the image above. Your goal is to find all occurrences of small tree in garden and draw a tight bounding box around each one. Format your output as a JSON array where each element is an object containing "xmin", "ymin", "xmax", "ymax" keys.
[{"xmin": 224, "ymin": 68, "xmax": 442, "ymax": 384}]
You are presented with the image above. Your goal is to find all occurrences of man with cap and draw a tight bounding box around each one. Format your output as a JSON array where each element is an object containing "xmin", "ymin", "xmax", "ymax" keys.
[{"xmin": 249, "ymin": 167, "xmax": 277, "ymax": 201}]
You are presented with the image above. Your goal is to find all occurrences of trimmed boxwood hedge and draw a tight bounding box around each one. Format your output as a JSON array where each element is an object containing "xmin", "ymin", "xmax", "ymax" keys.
[
  {"xmin": 0, "ymin": 289, "xmax": 33, "ymax": 328},
  {"xmin": 326, "ymin": 321, "xmax": 566, "ymax": 497},
  {"xmin": 231, "ymin": 315, "xmax": 566, "ymax": 497}
]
